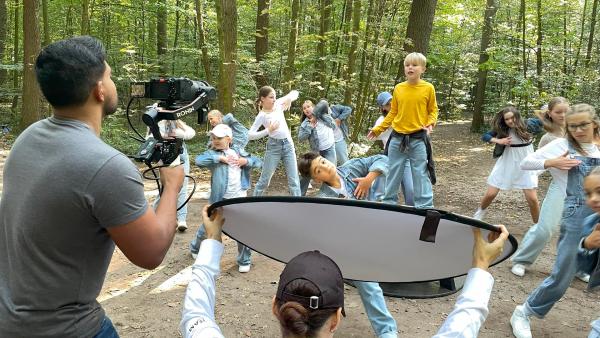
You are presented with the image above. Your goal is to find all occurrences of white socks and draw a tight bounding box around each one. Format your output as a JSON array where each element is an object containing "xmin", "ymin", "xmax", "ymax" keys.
[{"xmin": 473, "ymin": 207, "xmax": 487, "ymax": 220}]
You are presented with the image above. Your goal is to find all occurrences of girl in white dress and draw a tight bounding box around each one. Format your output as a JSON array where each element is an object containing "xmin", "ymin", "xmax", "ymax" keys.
[{"xmin": 473, "ymin": 106, "xmax": 543, "ymax": 223}]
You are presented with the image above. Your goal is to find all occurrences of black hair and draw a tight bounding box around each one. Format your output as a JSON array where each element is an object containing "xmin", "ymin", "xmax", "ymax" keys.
[
  {"xmin": 298, "ymin": 152, "xmax": 320, "ymax": 178},
  {"xmin": 275, "ymin": 279, "xmax": 338, "ymax": 338},
  {"xmin": 35, "ymin": 36, "xmax": 107, "ymax": 108}
]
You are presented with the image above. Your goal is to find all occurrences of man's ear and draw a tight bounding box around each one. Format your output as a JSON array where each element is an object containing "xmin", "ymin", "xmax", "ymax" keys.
[{"xmin": 93, "ymin": 81, "xmax": 105, "ymax": 103}]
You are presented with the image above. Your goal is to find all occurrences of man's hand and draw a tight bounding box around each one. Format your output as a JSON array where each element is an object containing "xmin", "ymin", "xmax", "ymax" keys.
[
  {"xmin": 203, "ymin": 205, "xmax": 224, "ymax": 242},
  {"xmin": 159, "ymin": 165, "xmax": 185, "ymax": 193},
  {"xmin": 367, "ymin": 130, "xmax": 377, "ymax": 140},
  {"xmin": 584, "ymin": 224, "xmax": 600, "ymax": 250},
  {"xmin": 546, "ymin": 151, "xmax": 581, "ymax": 170},
  {"xmin": 472, "ymin": 224, "xmax": 509, "ymax": 271}
]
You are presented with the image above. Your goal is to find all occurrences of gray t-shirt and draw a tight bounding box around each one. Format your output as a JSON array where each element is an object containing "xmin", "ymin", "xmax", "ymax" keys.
[{"xmin": 0, "ymin": 117, "xmax": 148, "ymax": 337}]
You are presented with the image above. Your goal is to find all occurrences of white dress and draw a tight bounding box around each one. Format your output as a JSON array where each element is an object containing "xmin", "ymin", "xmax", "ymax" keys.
[{"xmin": 487, "ymin": 129, "xmax": 538, "ymax": 190}]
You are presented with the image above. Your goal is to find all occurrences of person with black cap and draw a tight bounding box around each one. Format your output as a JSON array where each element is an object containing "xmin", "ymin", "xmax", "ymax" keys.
[{"xmin": 181, "ymin": 205, "xmax": 509, "ymax": 337}]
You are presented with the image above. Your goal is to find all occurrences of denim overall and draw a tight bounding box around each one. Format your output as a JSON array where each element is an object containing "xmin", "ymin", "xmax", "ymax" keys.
[{"xmin": 525, "ymin": 144, "xmax": 600, "ymax": 317}]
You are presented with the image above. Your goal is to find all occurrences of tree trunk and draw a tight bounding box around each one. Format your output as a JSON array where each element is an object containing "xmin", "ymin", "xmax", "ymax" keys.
[
  {"xmin": 343, "ymin": 0, "xmax": 360, "ymax": 106},
  {"xmin": 11, "ymin": 0, "xmax": 18, "ymax": 113},
  {"xmin": 471, "ymin": 0, "xmax": 498, "ymax": 132},
  {"xmin": 586, "ymin": 0, "xmax": 599, "ymax": 67},
  {"xmin": 0, "ymin": 0, "xmax": 7, "ymax": 84},
  {"xmin": 172, "ymin": 0, "xmax": 180, "ymax": 74},
  {"xmin": 536, "ymin": 0, "xmax": 542, "ymax": 93},
  {"xmin": 21, "ymin": 0, "xmax": 42, "ymax": 130},
  {"xmin": 194, "ymin": 0, "xmax": 212, "ymax": 82},
  {"xmin": 575, "ymin": 0, "xmax": 588, "ymax": 69},
  {"xmin": 254, "ymin": 0, "xmax": 269, "ymax": 86},
  {"xmin": 216, "ymin": 0, "xmax": 237, "ymax": 113},
  {"xmin": 395, "ymin": 0, "xmax": 437, "ymax": 81},
  {"xmin": 81, "ymin": 0, "xmax": 89, "ymax": 35},
  {"xmin": 41, "ymin": 0, "xmax": 49, "ymax": 45},
  {"xmin": 520, "ymin": 0, "xmax": 526, "ymax": 78},
  {"xmin": 316, "ymin": 0, "xmax": 332, "ymax": 96},
  {"xmin": 156, "ymin": 0, "xmax": 168, "ymax": 74},
  {"xmin": 282, "ymin": 0, "xmax": 300, "ymax": 92}
]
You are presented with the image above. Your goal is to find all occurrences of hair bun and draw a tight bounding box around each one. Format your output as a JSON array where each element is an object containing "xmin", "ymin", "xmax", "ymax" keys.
[{"xmin": 279, "ymin": 301, "xmax": 310, "ymax": 335}]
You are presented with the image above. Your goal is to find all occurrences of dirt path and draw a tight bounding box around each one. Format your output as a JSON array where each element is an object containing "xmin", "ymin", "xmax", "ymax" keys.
[{"xmin": 5, "ymin": 122, "xmax": 598, "ymax": 337}]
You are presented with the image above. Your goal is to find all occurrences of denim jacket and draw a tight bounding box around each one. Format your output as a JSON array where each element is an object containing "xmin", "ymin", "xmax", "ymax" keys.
[
  {"xmin": 206, "ymin": 113, "xmax": 250, "ymax": 156},
  {"xmin": 330, "ymin": 104, "xmax": 352, "ymax": 140},
  {"xmin": 318, "ymin": 155, "xmax": 388, "ymax": 201},
  {"xmin": 195, "ymin": 149, "xmax": 262, "ymax": 203},
  {"xmin": 298, "ymin": 113, "xmax": 336, "ymax": 152},
  {"xmin": 481, "ymin": 117, "xmax": 543, "ymax": 143},
  {"xmin": 580, "ymin": 213, "xmax": 600, "ymax": 290}
]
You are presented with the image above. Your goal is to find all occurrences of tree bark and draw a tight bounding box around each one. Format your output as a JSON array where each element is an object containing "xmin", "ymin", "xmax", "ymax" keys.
[
  {"xmin": 194, "ymin": 0, "xmax": 212, "ymax": 82},
  {"xmin": 156, "ymin": 0, "xmax": 168, "ymax": 74},
  {"xmin": 0, "ymin": 0, "xmax": 7, "ymax": 84},
  {"xmin": 316, "ymin": 0, "xmax": 332, "ymax": 96},
  {"xmin": 41, "ymin": 0, "xmax": 49, "ymax": 45},
  {"xmin": 575, "ymin": 0, "xmax": 588, "ymax": 69},
  {"xmin": 343, "ymin": 0, "xmax": 360, "ymax": 106},
  {"xmin": 81, "ymin": 0, "xmax": 89, "ymax": 35},
  {"xmin": 282, "ymin": 0, "xmax": 300, "ymax": 92},
  {"xmin": 396, "ymin": 0, "xmax": 437, "ymax": 81},
  {"xmin": 586, "ymin": 0, "xmax": 599, "ymax": 67},
  {"xmin": 471, "ymin": 0, "xmax": 498, "ymax": 132},
  {"xmin": 172, "ymin": 0, "xmax": 180, "ymax": 74},
  {"xmin": 254, "ymin": 0, "xmax": 269, "ymax": 86},
  {"xmin": 11, "ymin": 0, "xmax": 18, "ymax": 113},
  {"xmin": 520, "ymin": 0, "xmax": 526, "ymax": 78},
  {"xmin": 216, "ymin": 0, "xmax": 237, "ymax": 113},
  {"xmin": 21, "ymin": 0, "xmax": 42, "ymax": 130},
  {"xmin": 536, "ymin": 0, "xmax": 542, "ymax": 93}
]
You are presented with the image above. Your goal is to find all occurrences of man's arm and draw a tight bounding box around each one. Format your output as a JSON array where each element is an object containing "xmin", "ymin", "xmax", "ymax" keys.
[
  {"xmin": 180, "ymin": 205, "xmax": 225, "ymax": 338},
  {"xmin": 434, "ymin": 225, "xmax": 509, "ymax": 338},
  {"xmin": 107, "ymin": 164, "xmax": 184, "ymax": 269}
]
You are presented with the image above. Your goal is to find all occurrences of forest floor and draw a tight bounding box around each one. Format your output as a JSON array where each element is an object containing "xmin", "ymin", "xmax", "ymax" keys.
[{"xmin": 2, "ymin": 121, "xmax": 599, "ymax": 337}]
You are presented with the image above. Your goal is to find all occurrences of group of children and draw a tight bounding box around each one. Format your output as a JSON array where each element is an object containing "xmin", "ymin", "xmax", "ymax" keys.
[{"xmin": 175, "ymin": 51, "xmax": 600, "ymax": 337}]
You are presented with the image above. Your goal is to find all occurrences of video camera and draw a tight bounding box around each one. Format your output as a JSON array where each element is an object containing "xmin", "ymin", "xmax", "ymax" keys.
[{"xmin": 129, "ymin": 77, "xmax": 216, "ymax": 166}]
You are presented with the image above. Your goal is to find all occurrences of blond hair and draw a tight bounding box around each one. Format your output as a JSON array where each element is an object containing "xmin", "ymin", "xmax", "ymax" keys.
[
  {"xmin": 404, "ymin": 52, "xmax": 427, "ymax": 67},
  {"xmin": 566, "ymin": 103, "xmax": 600, "ymax": 156},
  {"xmin": 207, "ymin": 110, "xmax": 223, "ymax": 119}
]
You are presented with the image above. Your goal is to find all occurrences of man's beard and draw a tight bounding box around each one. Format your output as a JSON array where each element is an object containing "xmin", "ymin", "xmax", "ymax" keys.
[{"xmin": 102, "ymin": 96, "xmax": 118, "ymax": 117}]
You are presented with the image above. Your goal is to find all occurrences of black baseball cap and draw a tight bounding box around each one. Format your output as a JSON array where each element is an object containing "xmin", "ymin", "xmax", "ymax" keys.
[{"xmin": 276, "ymin": 250, "xmax": 345, "ymax": 316}]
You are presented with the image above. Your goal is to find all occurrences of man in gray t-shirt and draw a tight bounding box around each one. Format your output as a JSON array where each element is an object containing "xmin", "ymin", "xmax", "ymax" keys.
[{"xmin": 0, "ymin": 37, "xmax": 184, "ymax": 337}]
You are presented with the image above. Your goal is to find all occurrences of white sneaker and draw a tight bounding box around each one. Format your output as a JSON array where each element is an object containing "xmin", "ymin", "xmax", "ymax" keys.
[
  {"xmin": 473, "ymin": 208, "xmax": 487, "ymax": 220},
  {"xmin": 177, "ymin": 221, "xmax": 188, "ymax": 232},
  {"xmin": 576, "ymin": 272, "xmax": 590, "ymax": 283},
  {"xmin": 511, "ymin": 263, "xmax": 526, "ymax": 277},
  {"xmin": 511, "ymin": 305, "xmax": 532, "ymax": 338},
  {"xmin": 238, "ymin": 264, "xmax": 251, "ymax": 273},
  {"xmin": 191, "ymin": 252, "xmax": 198, "ymax": 260}
]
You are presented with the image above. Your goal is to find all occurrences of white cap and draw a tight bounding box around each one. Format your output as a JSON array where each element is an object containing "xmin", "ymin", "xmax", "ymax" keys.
[{"xmin": 210, "ymin": 124, "xmax": 232, "ymax": 138}]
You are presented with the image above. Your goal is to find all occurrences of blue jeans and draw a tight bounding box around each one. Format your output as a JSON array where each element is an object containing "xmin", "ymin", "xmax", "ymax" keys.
[
  {"xmin": 355, "ymin": 281, "xmax": 398, "ymax": 338},
  {"xmin": 383, "ymin": 136, "xmax": 433, "ymax": 208},
  {"xmin": 525, "ymin": 153, "xmax": 600, "ymax": 317},
  {"xmin": 253, "ymin": 137, "xmax": 301, "ymax": 196},
  {"xmin": 589, "ymin": 319, "xmax": 600, "ymax": 338},
  {"xmin": 153, "ymin": 145, "xmax": 190, "ymax": 223},
  {"xmin": 373, "ymin": 161, "xmax": 414, "ymax": 205},
  {"xmin": 93, "ymin": 316, "xmax": 119, "ymax": 338},
  {"xmin": 512, "ymin": 179, "xmax": 564, "ymax": 265},
  {"xmin": 335, "ymin": 138, "xmax": 349, "ymax": 166},
  {"xmin": 300, "ymin": 145, "xmax": 336, "ymax": 196}
]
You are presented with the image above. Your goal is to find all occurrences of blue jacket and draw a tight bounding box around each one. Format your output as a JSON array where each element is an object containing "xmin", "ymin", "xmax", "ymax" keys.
[
  {"xmin": 481, "ymin": 118, "xmax": 543, "ymax": 143},
  {"xmin": 580, "ymin": 213, "xmax": 600, "ymax": 290},
  {"xmin": 206, "ymin": 113, "xmax": 249, "ymax": 156},
  {"xmin": 318, "ymin": 155, "xmax": 388, "ymax": 201},
  {"xmin": 330, "ymin": 104, "xmax": 353, "ymax": 140},
  {"xmin": 195, "ymin": 149, "xmax": 262, "ymax": 203},
  {"xmin": 298, "ymin": 112, "xmax": 336, "ymax": 152}
]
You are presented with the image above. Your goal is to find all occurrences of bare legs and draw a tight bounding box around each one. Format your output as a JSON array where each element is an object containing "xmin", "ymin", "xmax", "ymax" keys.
[
  {"xmin": 523, "ymin": 188, "xmax": 540, "ymax": 223},
  {"xmin": 475, "ymin": 185, "xmax": 539, "ymax": 223}
]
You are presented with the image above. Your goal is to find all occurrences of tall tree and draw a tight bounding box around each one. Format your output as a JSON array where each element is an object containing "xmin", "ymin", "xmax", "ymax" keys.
[
  {"xmin": 194, "ymin": 0, "xmax": 212, "ymax": 82},
  {"xmin": 254, "ymin": 0, "xmax": 269, "ymax": 86},
  {"xmin": 343, "ymin": 0, "xmax": 361, "ymax": 105},
  {"xmin": 21, "ymin": 0, "xmax": 42, "ymax": 130},
  {"xmin": 81, "ymin": 0, "xmax": 90, "ymax": 35},
  {"xmin": 215, "ymin": 0, "xmax": 237, "ymax": 113},
  {"xmin": 316, "ymin": 0, "xmax": 332, "ymax": 95},
  {"xmin": 575, "ymin": 0, "xmax": 589, "ymax": 69},
  {"xmin": 396, "ymin": 0, "xmax": 437, "ymax": 81},
  {"xmin": 41, "ymin": 0, "xmax": 49, "ymax": 45},
  {"xmin": 11, "ymin": 0, "xmax": 18, "ymax": 113},
  {"xmin": 586, "ymin": 0, "xmax": 599, "ymax": 66},
  {"xmin": 156, "ymin": 0, "xmax": 168, "ymax": 74},
  {"xmin": 282, "ymin": 0, "xmax": 300, "ymax": 92},
  {"xmin": 471, "ymin": 0, "xmax": 498, "ymax": 132},
  {"xmin": 520, "ymin": 0, "xmax": 526, "ymax": 78},
  {"xmin": 0, "ymin": 0, "xmax": 7, "ymax": 84},
  {"xmin": 536, "ymin": 0, "xmax": 543, "ymax": 93}
]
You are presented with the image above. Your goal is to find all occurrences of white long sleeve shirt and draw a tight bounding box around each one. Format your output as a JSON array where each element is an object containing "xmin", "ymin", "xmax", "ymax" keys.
[
  {"xmin": 180, "ymin": 239, "xmax": 225, "ymax": 338},
  {"xmin": 433, "ymin": 268, "xmax": 494, "ymax": 338},
  {"xmin": 248, "ymin": 91, "xmax": 298, "ymax": 141},
  {"xmin": 520, "ymin": 138, "xmax": 600, "ymax": 193}
]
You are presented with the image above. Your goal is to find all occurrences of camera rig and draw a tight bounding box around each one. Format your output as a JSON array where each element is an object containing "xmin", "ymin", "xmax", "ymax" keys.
[{"xmin": 128, "ymin": 77, "xmax": 216, "ymax": 166}]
